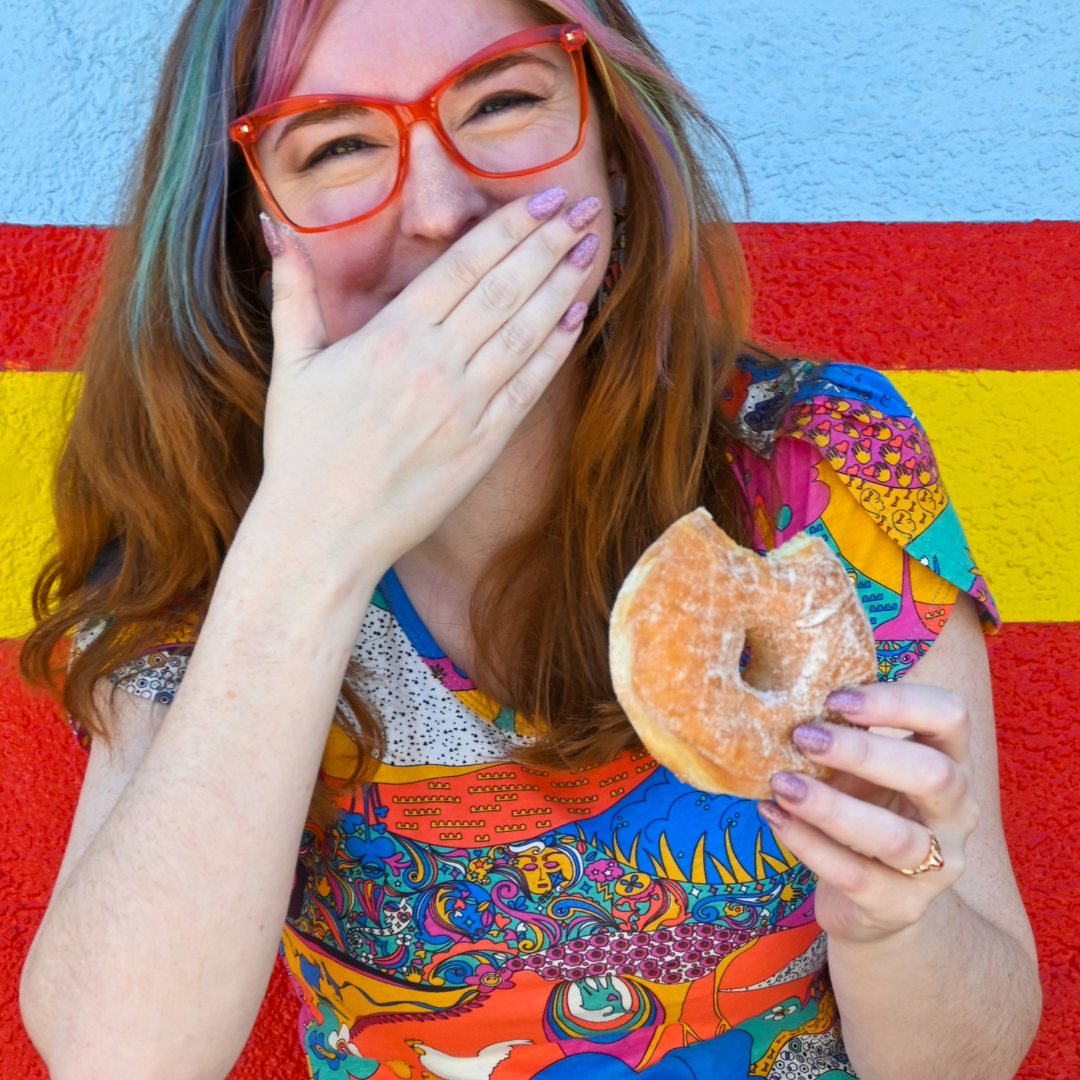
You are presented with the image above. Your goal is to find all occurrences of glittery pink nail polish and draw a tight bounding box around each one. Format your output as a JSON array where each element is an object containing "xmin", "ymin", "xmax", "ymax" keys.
[
  {"xmin": 567, "ymin": 233, "xmax": 600, "ymax": 270},
  {"xmin": 566, "ymin": 195, "xmax": 603, "ymax": 231},
  {"xmin": 528, "ymin": 187, "xmax": 568, "ymax": 220},
  {"xmin": 260, "ymin": 212, "xmax": 284, "ymax": 258},
  {"xmin": 793, "ymin": 724, "xmax": 833, "ymax": 755},
  {"xmin": 758, "ymin": 801, "xmax": 791, "ymax": 829},
  {"xmin": 825, "ymin": 689, "xmax": 866, "ymax": 714},
  {"xmin": 559, "ymin": 301, "xmax": 589, "ymax": 332},
  {"xmin": 771, "ymin": 772, "xmax": 809, "ymax": 803},
  {"xmin": 278, "ymin": 222, "xmax": 312, "ymax": 262}
]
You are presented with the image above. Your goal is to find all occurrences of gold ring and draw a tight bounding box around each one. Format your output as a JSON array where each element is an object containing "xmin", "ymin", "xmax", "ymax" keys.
[{"xmin": 900, "ymin": 824, "xmax": 945, "ymax": 876}]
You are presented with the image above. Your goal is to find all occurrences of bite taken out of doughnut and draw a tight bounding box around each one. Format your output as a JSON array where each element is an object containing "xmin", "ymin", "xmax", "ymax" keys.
[{"xmin": 609, "ymin": 508, "xmax": 879, "ymax": 799}]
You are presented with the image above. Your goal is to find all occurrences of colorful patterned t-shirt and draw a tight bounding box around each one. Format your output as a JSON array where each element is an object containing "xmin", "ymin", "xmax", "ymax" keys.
[{"xmin": 77, "ymin": 360, "xmax": 996, "ymax": 1080}]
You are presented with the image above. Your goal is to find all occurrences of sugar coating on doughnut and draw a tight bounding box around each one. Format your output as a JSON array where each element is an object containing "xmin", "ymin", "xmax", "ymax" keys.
[{"xmin": 609, "ymin": 508, "xmax": 879, "ymax": 799}]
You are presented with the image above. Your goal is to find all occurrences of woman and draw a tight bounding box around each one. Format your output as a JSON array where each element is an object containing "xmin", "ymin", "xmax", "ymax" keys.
[{"xmin": 19, "ymin": 0, "xmax": 1040, "ymax": 1077}]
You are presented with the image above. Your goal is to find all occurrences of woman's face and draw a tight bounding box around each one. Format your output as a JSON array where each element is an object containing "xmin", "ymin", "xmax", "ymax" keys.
[{"xmin": 280, "ymin": 0, "xmax": 615, "ymax": 344}]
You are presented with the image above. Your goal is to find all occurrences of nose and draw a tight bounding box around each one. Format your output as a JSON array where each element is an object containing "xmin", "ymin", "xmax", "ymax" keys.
[{"xmin": 397, "ymin": 121, "xmax": 489, "ymax": 242}]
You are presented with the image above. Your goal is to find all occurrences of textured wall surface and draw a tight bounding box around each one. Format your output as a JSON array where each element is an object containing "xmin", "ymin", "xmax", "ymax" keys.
[
  {"xmin": 632, "ymin": 0, "xmax": 1080, "ymax": 221},
  {"xmin": 1, "ymin": 0, "xmax": 1078, "ymax": 224},
  {"xmin": 2, "ymin": 0, "xmax": 1076, "ymax": 1077}
]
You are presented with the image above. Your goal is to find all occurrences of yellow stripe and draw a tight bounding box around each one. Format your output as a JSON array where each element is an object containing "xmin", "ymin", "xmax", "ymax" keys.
[
  {"xmin": 889, "ymin": 371, "xmax": 1079, "ymax": 623},
  {"xmin": 0, "ymin": 370, "xmax": 1077, "ymax": 635},
  {"xmin": 0, "ymin": 372, "xmax": 79, "ymax": 637}
]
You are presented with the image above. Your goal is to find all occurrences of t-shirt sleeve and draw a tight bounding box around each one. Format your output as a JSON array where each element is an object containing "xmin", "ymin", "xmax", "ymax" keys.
[
  {"xmin": 728, "ymin": 358, "xmax": 999, "ymax": 682},
  {"xmin": 67, "ymin": 612, "xmax": 197, "ymax": 750}
]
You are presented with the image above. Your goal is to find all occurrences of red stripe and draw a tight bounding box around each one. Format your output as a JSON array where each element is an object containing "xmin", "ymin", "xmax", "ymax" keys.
[
  {"xmin": 2, "ymin": 222, "xmax": 1079, "ymax": 372},
  {"xmin": 739, "ymin": 221, "xmax": 1080, "ymax": 370},
  {"xmin": 0, "ymin": 224, "xmax": 110, "ymax": 372},
  {"xmin": 1, "ymin": 625, "xmax": 1077, "ymax": 1077}
]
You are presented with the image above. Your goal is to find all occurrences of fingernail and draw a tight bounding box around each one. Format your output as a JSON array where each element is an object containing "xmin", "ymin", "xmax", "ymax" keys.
[
  {"xmin": 528, "ymin": 186, "xmax": 568, "ymax": 220},
  {"xmin": 826, "ymin": 689, "xmax": 866, "ymax": 714},
  {"xmin": 758, "ymin": 801, "xmax": 792, "ymax": 829},
  {"xmin": 566, "ymin": 195, "xmax": 603, "ymax": 231},
  {"xmin": 567, "ymin": 232, "xmax": 600, "ymax": 270},
  {"xmin": 558, "ymin": 301, "xmax": 589, "ymax": 332},
  {"xmin": 260, "ymin": 212, "xmax": 284, "ymax": 258},
  {"xmin": 771, "ymin": 772, "xmax": 809, "ymax": 803},
  {"xmin": 793, "ymin": 724, "xmax": 833, "ymax": 755},
  {"xmin": 278, "ymin": 222, "xmax": 312, "ymax": 262}
]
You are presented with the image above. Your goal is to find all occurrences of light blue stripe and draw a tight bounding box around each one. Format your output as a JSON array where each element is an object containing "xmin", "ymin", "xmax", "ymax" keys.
[
  {"xmin": 0, "ymin": 0, "xmax": 1076, "ymax": 225},
  {"xmin": 631, "ymin": 0, "xmax": 1080, "ymax": 221}
]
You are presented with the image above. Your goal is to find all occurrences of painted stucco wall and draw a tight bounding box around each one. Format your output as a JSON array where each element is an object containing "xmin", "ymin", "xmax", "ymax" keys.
[
  {"xmin": 1, "ymin": 2, "xmax": 1077, "ymax": 1078},
  {"xmin": 1, "ymin": 0, "xmax": 1078, "ymax": 225}
]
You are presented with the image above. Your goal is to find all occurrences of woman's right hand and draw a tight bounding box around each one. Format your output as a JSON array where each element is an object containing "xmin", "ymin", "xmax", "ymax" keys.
[{"xmin": 253, "ymin": 187, "xmax": 601, "ymax": 576}]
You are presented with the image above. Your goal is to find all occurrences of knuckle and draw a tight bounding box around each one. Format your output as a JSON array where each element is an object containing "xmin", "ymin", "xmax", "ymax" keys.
[
  {"xmin": 948, "ymin": 850, "xmax": 967, "ymax": 881},
  {"xmin": 506, "ymin": 369, "xmax": 540, "ymax": 408},
  {"xmin": 957, "ymin": 797, "xmax": 980, "ymax": 835},
  {"xmin": 881, "ymin": 823, "xmax": 916, "ymax": 862},
  {"xmin": 834, "ymin": 861, "xmax": 871, "ymax": 896},
  {"xmin": 845, "ymin": 730, "xmax": 873, "ymax": 771},
  {"xmin": 534, "ymin": 226, "xmax": 565, "ymax": 259},
  {"xmin": 446, "ymin": 247, "xmax": 484, "ymax": 288},
  {"xmin": 940, "ymin": 691, "xmax": 969, "ymax": 735},
  {"xmin": 920, "ymin": 755, "xmax": 959, "ymax": 798},
  {"xmin": 270, "ymin": 277, "xmax": 299, "ymax": 305},
  {"xmin": 890, "ymin": 893, "xmax": 929, "ymax": 930},
  {"xmin": 481, "ymin": 272, "xmax": 520, "ymax": 312},
  {"xmin": 499, "ymin": 318, "xmax": 535, "ymax": 358}
]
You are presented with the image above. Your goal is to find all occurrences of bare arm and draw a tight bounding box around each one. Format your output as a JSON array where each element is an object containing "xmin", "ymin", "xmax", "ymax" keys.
[
  {"xmin": 761, "ymin": 594, "xmax": 1041, "ymax": 1079},
  {"xmin": 20, "ymin": 536, "xmax": 379, "ymax": 1080},
  {"xmin": 20, "ymin": 191, "xmax": 598, "ymax": 1080}
]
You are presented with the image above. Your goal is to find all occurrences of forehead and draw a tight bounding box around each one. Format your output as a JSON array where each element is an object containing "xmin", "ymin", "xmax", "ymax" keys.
[{"xmin": 290, "ymin": 0, "xmax": 550, "ymax": 99}]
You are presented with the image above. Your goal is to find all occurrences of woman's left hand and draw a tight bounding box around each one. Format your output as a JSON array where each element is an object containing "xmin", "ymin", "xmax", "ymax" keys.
[{"xmin": 758, "ymin": 682, "xmax": 980, "ymax": 945}]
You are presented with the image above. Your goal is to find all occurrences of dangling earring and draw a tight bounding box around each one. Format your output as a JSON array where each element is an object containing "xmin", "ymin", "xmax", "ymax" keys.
[
  {"xmin": 597, "ymin": 170, "xmax": 628, "ymax": 320},
  {"xmin": 258, "ymin": 269, "xmax": 273, "ymax": 310}
]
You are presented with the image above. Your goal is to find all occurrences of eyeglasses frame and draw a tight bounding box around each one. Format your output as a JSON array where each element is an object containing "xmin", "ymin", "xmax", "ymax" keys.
[{"xmin": 229, "ymin": 23, "xmax": 590, "ymax": 234}]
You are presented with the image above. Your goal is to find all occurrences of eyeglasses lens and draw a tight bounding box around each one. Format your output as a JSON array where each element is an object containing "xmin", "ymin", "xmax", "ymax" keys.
[{"xmin": 254, "ymin": 43, "xmax": 582, "ymax": 230}]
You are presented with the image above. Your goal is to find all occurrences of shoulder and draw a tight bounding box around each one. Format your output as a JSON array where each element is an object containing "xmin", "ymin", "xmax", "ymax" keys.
[
  {"xmin": 723, "ymin": 355, "xmax": 916, "ymax": 454},
  {"xmin": 724, "ymin": 356, "xmax": 999, "ymax": 679}
]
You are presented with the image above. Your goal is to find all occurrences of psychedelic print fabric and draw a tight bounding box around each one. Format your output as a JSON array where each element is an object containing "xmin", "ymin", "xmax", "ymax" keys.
[
  {"xmin": 86, "ymin": 360, "xmax": 996, "ymax": 1080},
  {"xmin": 723, "ymin": 358, "xmax": 999, "ymax": 680}
]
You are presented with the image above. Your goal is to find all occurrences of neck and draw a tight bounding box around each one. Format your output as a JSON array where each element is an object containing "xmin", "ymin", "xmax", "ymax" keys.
[{"xmin": 391, "ymin": 361, "xmax": 580, "ymax": 647}]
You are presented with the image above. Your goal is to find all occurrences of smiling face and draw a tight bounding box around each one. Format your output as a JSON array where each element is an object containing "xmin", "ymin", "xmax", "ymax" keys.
[{"xmin": 274, "ymin": 0, "xmax": 614, "ymax": 344}]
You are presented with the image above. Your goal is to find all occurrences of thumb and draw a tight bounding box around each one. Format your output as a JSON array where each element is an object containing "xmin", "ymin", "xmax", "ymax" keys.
[{"xmin": 260, "ymin": 212, "xmax": 329, "ymax": 365}]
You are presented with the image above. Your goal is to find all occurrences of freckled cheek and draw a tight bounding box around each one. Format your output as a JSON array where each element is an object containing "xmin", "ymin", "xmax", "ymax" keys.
[
  {"xmin": 306, "ymin": 226, "xmax": 399, "ymax": 339},
  {"xmin": 310, "ymin": 224, "xmax": 397, "ymax": 295}
]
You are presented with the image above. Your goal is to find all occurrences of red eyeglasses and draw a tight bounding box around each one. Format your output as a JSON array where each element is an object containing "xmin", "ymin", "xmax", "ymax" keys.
[{"xmin": 230, "ymin": 24, "xmax": 589, "ymax": 233}]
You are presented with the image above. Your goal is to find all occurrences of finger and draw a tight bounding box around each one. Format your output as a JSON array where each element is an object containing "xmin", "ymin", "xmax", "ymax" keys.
[
  {"xmin": 477, "ymin": 301, "xmax": 586, "ymax": 437},
  {"xmin": 462, "ymin": 235, "xmax": 599, "ymax": 409},
  {"xmin": 397, "ymin": 187, "xmax": 573, "ymax": 325},
  {"xmin": 769, "ymin": 768, "xmax": 973, "ymax": 871},
  {"xmin": 261, "ymin": 213, "xmax": 330, "ymax": 366},
  {"xmin": 441, "ymin": 199, "xmax": 602, "ymax": 348},
  {"xmin": 825, "ymin": 682, "xmax": 971, "ymax": 761},
  {"xmin": 791, "ymin": 722, "xmax": 975, "ymax": 819},
  {"xmin": 757, "ymin": 802, "xmax": 942, "ymax": 938}
]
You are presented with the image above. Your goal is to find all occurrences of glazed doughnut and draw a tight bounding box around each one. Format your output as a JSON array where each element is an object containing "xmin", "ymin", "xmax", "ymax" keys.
[{"xmin": 609, "ymin": 508, "xmax": 878, "ymax": 799}]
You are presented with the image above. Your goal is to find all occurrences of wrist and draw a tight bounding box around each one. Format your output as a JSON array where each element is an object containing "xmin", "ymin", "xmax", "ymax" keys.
[{"xmin": 216, "ymin": 490, "xmax": 393, "ymax": 643}]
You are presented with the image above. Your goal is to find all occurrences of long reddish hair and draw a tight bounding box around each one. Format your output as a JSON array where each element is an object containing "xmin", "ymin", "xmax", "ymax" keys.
[{"xmin": 22, "ymin": 0, "xmax": 763, "ymax": 794}]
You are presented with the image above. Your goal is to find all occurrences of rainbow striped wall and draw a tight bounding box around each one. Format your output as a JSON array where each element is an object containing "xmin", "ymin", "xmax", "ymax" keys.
[{"xmin": 1, "ymin": 2, "xmax": 1078, "ymax": 1078}]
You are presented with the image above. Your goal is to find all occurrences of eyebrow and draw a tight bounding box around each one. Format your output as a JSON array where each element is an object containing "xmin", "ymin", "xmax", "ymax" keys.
[
  {"xmin": 450, "ymin": 50, "xmax": 560, "ymax": 92},
  {"xmin": 269, "ymin": 50, "xmax": 559, "ymax": 152},
  {"xmin": 273, "ymin": 105, "xmax": 378, "ymax": 152}
]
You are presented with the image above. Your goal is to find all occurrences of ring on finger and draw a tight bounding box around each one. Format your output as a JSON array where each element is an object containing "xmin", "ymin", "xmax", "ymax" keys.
[{"xmin": 899, "ymin": 824, "xmax": 945, "ymax": 876}]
